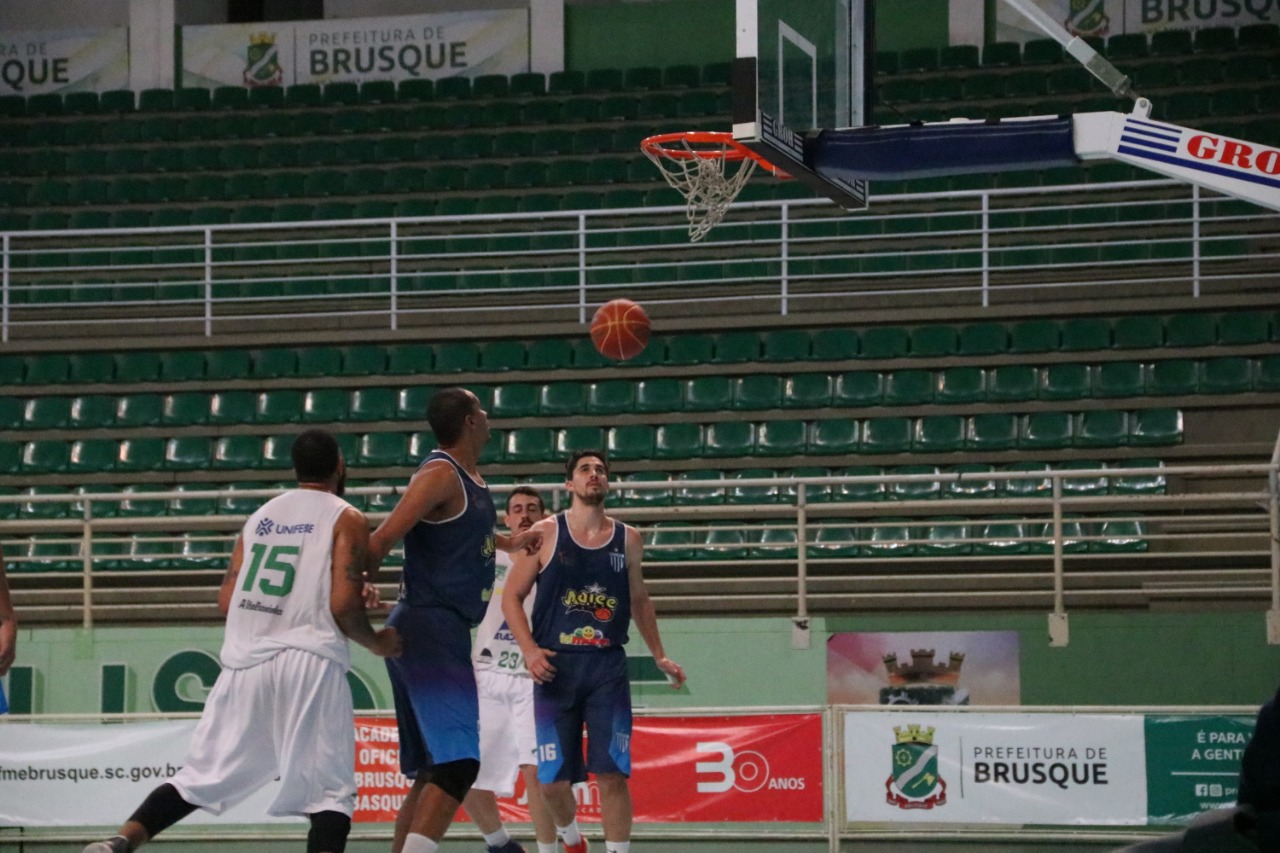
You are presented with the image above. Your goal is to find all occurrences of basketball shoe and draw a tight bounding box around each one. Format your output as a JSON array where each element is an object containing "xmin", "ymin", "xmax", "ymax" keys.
[
  {"xmin": 487, "ymin": 841, "xmax": 526, "ymax": 853},
  {"xmin": 563, "ymin": 840, "xmax": 589, "ymax": 853},
  {"xmin": 82, "ymin": 838, "xmax": 130, "ymax": 853}
]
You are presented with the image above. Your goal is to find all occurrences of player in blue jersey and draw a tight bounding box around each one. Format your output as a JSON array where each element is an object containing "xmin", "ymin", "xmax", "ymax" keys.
[
  {"xmin": 502, "ymin": 450, "xmax": 685, "ymax": 853},
  {"xmin": 368, "ymin": 388, "xmax": 539, "ymax": 853}
]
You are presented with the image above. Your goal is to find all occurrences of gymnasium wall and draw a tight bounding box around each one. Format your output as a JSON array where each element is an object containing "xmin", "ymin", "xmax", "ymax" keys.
[{"xmin": 7, "ymin": 610, "xmax": 1278, "ymax": 715}]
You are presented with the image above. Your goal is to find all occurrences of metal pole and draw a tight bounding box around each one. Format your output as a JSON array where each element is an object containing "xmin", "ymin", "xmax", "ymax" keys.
[
  {"xmin": 578, "ymin": 212, "xmax": 588, "ymax": 325},
  {"xmin": 981, "ymin": 192, "xmax": 990, "ymax": 308},
  {"xmin": 793, "ymin": 483, "xmax": 811, "ymax": 649},
  {"xmin": 2, "ymin": 232, "xmax": 8, "ymax": 343},
  {"xmin": 1049, "ymin": 474, "xmax": 1069, "ymax": 646},
  {"xmin": 1268, "ymin": 429, "xmax": 1280, "ymax": 643},
  {"xmin": 1191, "ymin": 184, "xmax": 1201, "ymax": 299},
  {"xmin": 82, "ymin": 500, "xmax": 94, "ymax": 630},
  {"xmin": 203, "ymin": 228, "xmax": 213, "ymax": 337},
  {"xmin": 389, "ymin": 220, "xmax": 399, "ymax": 331},
  {"xmin": 780, "ymin": 203, "xmax": 790, "ymax": 316}
]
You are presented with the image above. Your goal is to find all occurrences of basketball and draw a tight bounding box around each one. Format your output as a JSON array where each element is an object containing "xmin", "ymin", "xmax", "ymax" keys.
[{"xmin": 590, "ymin": 298, "xmax": 651, "ymax": 361}]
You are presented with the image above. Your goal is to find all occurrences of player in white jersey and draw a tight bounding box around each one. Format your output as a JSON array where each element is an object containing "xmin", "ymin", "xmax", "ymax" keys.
[
  {"xmin": 462, "ymin": 487, "xmax": 557, "ymax": 853},
  {"xmin": 82, "ymin": 429, "xmax": 402, "ymax": 853}
]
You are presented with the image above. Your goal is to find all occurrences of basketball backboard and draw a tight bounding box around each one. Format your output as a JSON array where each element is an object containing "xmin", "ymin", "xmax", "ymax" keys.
[{"xmin": 732, "ymin": 0, "xmax": 873, "ymax": 210}]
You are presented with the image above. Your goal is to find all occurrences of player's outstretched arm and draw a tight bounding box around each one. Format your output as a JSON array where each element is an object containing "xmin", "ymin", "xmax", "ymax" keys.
[
  {"xmin": 0, "ymin": 553, "xmax": 16, "ymax": 676},
  {"xmin": 366, "ymin": 461, "xmax": 457, "ymax": 580},
  {"xmin": 626, "ymin": 525, "xmax": 685, "ymax": 688},
  {"xmin": 217, "ymin": 535, "xmax": 246, "ymax": 616},
  {"xmin": 502, "ymin": 517, "xmax": 556, "ymax": 683},
  {"xmin": 332, "ymin": 507, "xmax": 403, "ymax": 658}
]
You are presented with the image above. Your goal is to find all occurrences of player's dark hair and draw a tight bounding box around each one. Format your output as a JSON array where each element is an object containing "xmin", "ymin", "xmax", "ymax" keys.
[
  {"xmin": 292, "ymin": 429, "xmax": 341, "ymax": 483},
  {"xmin": 566, "ymin": 449, "xmax": 609, "ymax": 478},
  {"xmin": 428, "ymin": 387, "xmax": 477, "ymax": 446},
  {"xmin": 507, "ymin": 485, "xmax": 544, "ymax": 513}
]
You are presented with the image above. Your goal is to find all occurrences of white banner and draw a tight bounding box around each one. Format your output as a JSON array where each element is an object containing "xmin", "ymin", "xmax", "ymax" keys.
[
  {"xmin": 0, "ymin": 28, "xmax": 129, "ymax": 95},
  {"xmin": 181, "ymin": 10, "xmax": 529, "ymax": 89},
  {"xmin": 844, "ymin": 711, "xmax": 1148, "ymax": 825},
  {"xmin": 994, "ymin": 0, "xmax": 1276, "ymax": 40},
  {"xmin": 0, "ymin": 722, "xmax": 294, "ymax": 827}
]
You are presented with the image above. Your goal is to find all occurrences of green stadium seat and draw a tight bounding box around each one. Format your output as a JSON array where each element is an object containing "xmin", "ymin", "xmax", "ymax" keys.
[
  {"xmin": 1147, "ymin": 359, "xmax": 1199, "ymax": 395},
  {"xmin": 491, "ymin": 383, "xmax": 540, "ymax": 418},
  {"xmin": 0, "ymin": 444, "xmax": 20, "ymax": 476},
  {"xmin": 755, "ymin": 420, "xmax": 806, "ymax": 456},
  {"xmin": 1217, "ymin": 311, "xmax": 1269, "ymax": 346},
  {"xmin": 973, "ymin": 518, "xmax": 1032, "ymax": 555},
  {"xmin": 257, "ymin": 436, "xmax": 293, "ymax": 470},
  {"xmin": 782, "ymin": 373, "xmax": 832, "ymax": 408},
  {"xmin": 478, "ymin": 341, "xmax": 526, "ymax": 372},
  {"xmin": 914, "ymin": 416, "xmax": 965, "ymax": 452},
  {"xmin": 1130, "ymin": 408, "xmax": 1183, "ymax": 445},
  {"xmin": 298, "ymin": 389, "xmax": 347, "ymax": 423},
  {"xmin": 344, "ymin": 388, "xmax": 395, "ymax": 423},
  {"xmin": 935, "ymin": 367, "xmax": 985, "ymax": 403},
  {"xmin": 958, "ymin": 322, "xmax": 1008, "ymax": 355},
  {"xmin": 733, "ymin": 375, "xmax": 783, "ymax": 410},
  {"xmin": 295, "ymin": 347, "xmax": 342, "ymax": 378},
  {"xmin": 1257, "ymin": 355, "xmax": 1280, "ymax": 391},
  {"xmin": 833, "ymin": 371, "xmax": 883, "ymax": 407},
  {"xmin": 138, "ymin": 88, "xmax": 175, "ymax": 111},
  {"xmin": 701, "ymin": 524, "xmax": 749, "ymax": 560},
  {"xmin": 917, "ymin": 518, "xmax": 972, "ymax": 555},
  {"xmin": 963, "ymin": 413, "xmax": 1016, "ymax": 451},
  {"xmin": 602, "ymin": 425, "xmax": 653, "ymax": 462},
  {"xmin": 205, "ymin": 390, "xmax": 255, "ymax": 426},
  {"xmin": 1165, "ymin": 313, "xmax": 1215, "ymax": 347},
  {"xmin": 555, "ymin": 426, "xmax": 606, "ymax": 456},
  {"xmin": 761, "ymin": 329, "xmax": 811, "ymax": 362},
  {"xmin": 212, "ymin": 435, "xmax": 263, "ymax": 470},
  {"xmin": 1113, "ymin": 314, "xmax": 1163, "ymax": 349},
  {"xmin": 1200, "ymin": 357, "xmax": 1253, "ymax": 393},
  {"xmin": 1110, "ymin": 459, "xmax": 1166, "ymax": 495},
  {"xmin": 943, "ymin": 462, "xmax": 997, "ymax": 499},
  {"xmin": 435, "ymin": 342, "xmax": 480, "ymax": 373},
  {"xmin": 219, "ymin": 482, "xmax": 273, "ymax": 516},
  {"xmin": 1009, "ymin": 319, "xmax": 1060, "ymax": 353},
  {"xmin": 803, "ymin": 417, "xmax": 857, "ymax": 455},
  {"xmin": 255, "ymin": 389, "xmax": 304, "ymax": 424},
  {"xmin": 26, "ymin": 353, "xmax": 71, "ymax": 384},
  {"xmin": 666, "ymin": 334, "xmax": 714, "ymax": 367},
  {"xmin": 23, "ymin": 396, "xmax": 71, "ymax": 430},
  {"xmin": 882, "ymin": 370, "xmax": 932, "ymax": 406},
  {"xmin": 910, "ymin": 325, "xmax": 957, "ymax": 357},
  {"xmin": 1238, "ymin": 23, "xmax": 1280, "ymax": 49},
  {"xmin": 1107, "ymin": 33, "xmax": 1149, "ymax": 59},
  {"xmin": 539, "ymin": 383, "xmax": 587, "ymax": 418},
  {"xmin": 1023, "ymin": 38, "xmax": 1064, "ymax": 64},
  {"xmin": 523, "ymin": 339, "xmax": 572, "ymax": 371},
  {"xmin": 0, "ymin": 398, "xmax": 22, "ymax": 430},
  {"xmin": 359, "ymin": 432, "xmax": 410, "ymax": 467},
  {"xmin": 861, "ymin": 418, "xmax": 911, "ymax": 454},
  {"xmin": 663, "ymin": 469, "xmax": 723, "ymax": 506},
  {"xmin": 614, "ymin": 471, "xmax": 669, "ymax": 508},
  {"xmin": 67, "ymin": 438, "xmax": 116, "ymax": 473},
  {"xmin": 1090, "ymin": 517, "xmax": 1148, "ymax": 552},
  {"xmin": 811, "ymin": 328, "xmax": 858, "ymax": 360},
  {"xmin": 397, "ymin": 78, "xmax": 434, "ymax": 101},
  {"xmin": 251, "ymin": 348, "xmax": 298, "ymax": 379},
  {"xmin": 111, "ymin": 394, "xmax": 161, "ymax": 430},
  {"xmin": 165, "ymin": 436, "xmax": 212, "ymax": 470},
  {"xmin": 1019, "ymin": 411, "xmax": 1073, "ymax": 449},
  {"xmin": 1193, "ymin": 26, "xmax": 1235, "ymax": 52},
  {"xmin": 575, "ymin": 381, "xmax": 628, "ymax": 417},
  {"xmin": 0, "ymin": 356, "xmax": 24, "ymax": 385},
  {"xmin": 1054, "ymin": 460, "xmax": 1109, "ymax": 496},
  {"xmin": 712, "ymin": 332, "xmax": 761, "ymax": 364},
  {"xmin": 335, "ymin": 345, "xmax": 386, "ymax": 377},
  {"xmin": 386, "ymin": 344, "xmax": 433, "ymax": 375},
  {"xmin": 864, "ymin": 519, "xmax": 915, "ymax": 557},
  {"xmin": 1040, "ymin": 363, "xmax": 1092, "ymax": 400},
  {"xmin": 654, "ymin": 423, "xmax": 703, "ymax": 459},
  {"xmin": 16, "ymin": 485, "xmax": 74, "ymax": 520},
  {"xmin": 1061, "ymin": 318, "xmax": 1112, "ymax": 351},
  {"xmin": 704, "ymin": 421, "xmax": 754, "ymax": 457},
  {"xmin": 1074, "ymin": 410, "xmax": 1129, "ymax": 448},
  {"xmin": 110, "ymin": 351, "xmax": 160, "ymax": 384},
  {"xmin": 1093, "ymin": 361, "xmax": 1145, "ymax": 398},
  {"xmin": 750, "ymin": 526, "xmax": 799, "ymax": 559},
  {"xmin": 503, "ymin": 429, "xmax": 554, "ymax": 463},
  {"xmin": 644, "ymin": 522, "xmax": 694, "ymax": 561},
  {"xmin": 685, "ymin": 376, "xmax": 733, "ymax": 412},
  {"xmin": 809, "ymin": 521, "xmax": 860, "ymax": 557},
  {"xmin": 860, "ymin": 327, "xmax": 909, "ymax": 359},
  {"xmin": 394, "ymin": 386, "xmax": 432, "ymax": 422},
  {"xmin": 887, "ymin": 464, "xmax": 942, "ymax": 501}
]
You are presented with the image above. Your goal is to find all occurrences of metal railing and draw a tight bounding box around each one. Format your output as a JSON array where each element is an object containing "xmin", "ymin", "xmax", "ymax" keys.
[
  {"xmin": 3, "ymin": 457, "xmax": 1276, "ymax": 643},
  {"xmin": 2, "ymin": 180, "xmax": 1277, "ymax": 340}
]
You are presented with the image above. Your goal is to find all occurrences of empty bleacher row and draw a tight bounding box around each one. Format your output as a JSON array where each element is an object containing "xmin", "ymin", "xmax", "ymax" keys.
[{"xmin": 1, "ymin": 24, "xmax": 1278, "ymax": 234}]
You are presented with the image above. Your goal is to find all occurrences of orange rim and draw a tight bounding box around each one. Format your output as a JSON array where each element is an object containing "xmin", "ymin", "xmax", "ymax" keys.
[{"xmin": 641, "ymin": 131, "xmax": 790, "ymax": 178}]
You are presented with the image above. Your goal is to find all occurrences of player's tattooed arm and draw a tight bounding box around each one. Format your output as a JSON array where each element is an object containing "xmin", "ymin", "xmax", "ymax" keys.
[
  {"xmin": 332, "ymin": 508, "xmax": 402, "ymax": 658},
  {"xmin": 216, "ymin": 535, "xmax": 246, "ymax": 616}
]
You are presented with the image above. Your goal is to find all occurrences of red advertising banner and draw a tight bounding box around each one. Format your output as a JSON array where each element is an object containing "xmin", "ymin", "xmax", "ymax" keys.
[{"xmin": 353, "ymin": 714, "xmax": 823, "ymax": 824}]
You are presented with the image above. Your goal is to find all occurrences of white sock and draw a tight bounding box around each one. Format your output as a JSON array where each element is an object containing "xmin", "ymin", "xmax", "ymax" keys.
[
  {"xmin": 605, "ymin": 843, "xmax": 630, "ymax": 853},
  {"xmin": 483, "ymin": 827, "xmax": 512, "ymax": 847},
  {"xmin": 537, "ymin": 843, "xmax": 559, "ymax": 853},
  {"xmin": 402, "ymin": 833, "xmax": 439, "ymax": 853},
  {"xmin": 557, "ymin": 821, "xmax": 582, "ymax": 845}
]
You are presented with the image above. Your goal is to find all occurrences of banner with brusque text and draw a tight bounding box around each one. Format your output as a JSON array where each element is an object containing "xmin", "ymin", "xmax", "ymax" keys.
[
  {"xmin": 180, "ymin": 11, "xmax": 529, "ymax": 89},
  {"xmin": 844, "ymin": 711, "xmax": 1149, "ymax": 825},
  {"xmin": 995, "ymin": 0, "xmax": 1276, "ymax": 41},
  {"xmin": 0, "ymin": 28, "xmax": 128, "ymax": 95},
  {"xmin": 354, "ymin": 714, "xmax": 824, "ymax": 824}
]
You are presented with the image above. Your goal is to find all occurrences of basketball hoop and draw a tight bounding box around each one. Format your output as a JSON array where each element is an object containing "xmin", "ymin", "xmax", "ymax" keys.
[{"xmin": 641, "ymin": 131, "xmax": 788, "ymax": 242}]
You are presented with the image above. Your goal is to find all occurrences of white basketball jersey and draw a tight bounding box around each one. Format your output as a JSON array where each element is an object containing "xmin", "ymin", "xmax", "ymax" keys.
[
  {"xmin": 221, "ymin": 489, "xmax": 352, "ymax": 671},
  {"xmin": 472, "ymin": 550, "xmax": 534, "ymax": 678}
]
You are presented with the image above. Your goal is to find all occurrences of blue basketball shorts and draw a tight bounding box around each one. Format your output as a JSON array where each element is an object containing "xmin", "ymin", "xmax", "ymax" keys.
[{"xmin": 533, "ymin": 648, "xmax": 631, "ymax": 784}]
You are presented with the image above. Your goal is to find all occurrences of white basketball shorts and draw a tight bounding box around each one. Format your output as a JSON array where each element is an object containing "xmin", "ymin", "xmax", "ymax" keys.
[
  {"xmin": 170, "ymin": 647, "xmax": 356, "ymax": 818},
  {"xmin": 472, "ymin": 668, "xmax": 537, "ymax": 797}
]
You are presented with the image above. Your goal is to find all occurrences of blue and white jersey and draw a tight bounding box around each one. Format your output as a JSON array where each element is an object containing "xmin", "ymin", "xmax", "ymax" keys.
[
  {"xmin": 399, "ymin": 449, "xmax": 497, "ymax": 625},
  {"xmin": 532, "ymin": 513, "xmax": 631, "ymax": 653},
  {"xmin": 222, "ymin": 489, "xmax": 352, "ymax": 670}
]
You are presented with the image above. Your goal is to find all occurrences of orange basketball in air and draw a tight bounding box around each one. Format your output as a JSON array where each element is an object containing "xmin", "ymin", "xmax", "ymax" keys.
[{"xmin": 590, "ymin": 298, "xmax": 651, "ymax": 361}]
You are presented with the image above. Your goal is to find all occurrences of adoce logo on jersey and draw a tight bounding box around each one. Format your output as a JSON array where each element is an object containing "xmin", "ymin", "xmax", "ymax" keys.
[{"xmin": 695, "ymin": 742, "xmax": 806, "ymax": 793}]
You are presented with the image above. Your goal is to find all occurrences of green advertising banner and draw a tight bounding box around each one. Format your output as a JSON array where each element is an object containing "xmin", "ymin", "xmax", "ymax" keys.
[{"xmin": 1144, "ymin": 715, "xmax": 1255, "ymax": 825}]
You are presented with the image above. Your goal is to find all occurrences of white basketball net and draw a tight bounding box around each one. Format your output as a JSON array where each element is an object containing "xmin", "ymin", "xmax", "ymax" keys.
[{"xmin": 644, "ymin": 138, "xmax": 758, "ymax": 243}]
